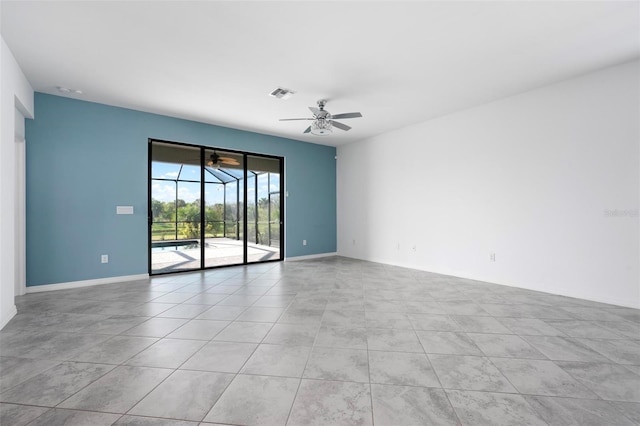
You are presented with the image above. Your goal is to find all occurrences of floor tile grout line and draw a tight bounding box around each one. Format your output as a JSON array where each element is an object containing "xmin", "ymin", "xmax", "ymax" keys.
[
  {"xmin": 440, "ymin": 386, "xmax": 466, "ymax": 425},
  {"xmin": 125, "ymin": 270, "xmax": 279, "ymax": 423},
  {"xmin": 282, "ymin": 294, "xmax": 330, "ymax": 426},
  {"xmin": 365, "ymin": 296, "xmax": 377, "ymax": 426},
  {"xmin": 198, "ymin": 290, "xmax": 288, "ymax": 424},
  {"xmin": 416, "ymin": 332, "xmax": 448, "ymax": 392},
  {"xmin": 0, "ymin": 358, "xmax": 65, "ymax": 397},
  {"xmin": 5, "ymin": 259, "xmax": 640, "ymax": 425},
  {"xmin": 63, "ymin": 276, "xmax": 249, "ymax": 420},
  {"xmin": 48, "ymin": 362, "xmax": 119, "ymax": 411}
]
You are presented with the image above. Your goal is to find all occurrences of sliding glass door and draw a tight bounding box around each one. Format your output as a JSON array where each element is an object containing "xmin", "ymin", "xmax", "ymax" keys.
[
  {"xmin": 149, "ymin": 143, "xmax": 202, "ymax": 273},
  {"xmin": 149, "ymin": 140, "xmax": 283, "ymax": 275},
  {"xmin": 246, "ymin": 155, "xmax": 282, "ymax": 263},
  {"xmin": 203, "ymin": 148, "xmax": 245, "ymax": 268}
]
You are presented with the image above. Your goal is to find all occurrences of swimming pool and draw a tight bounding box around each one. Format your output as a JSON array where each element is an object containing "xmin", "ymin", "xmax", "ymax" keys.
[{"xmin": 151, "ymin": 240, "xmax": 200, "ymax": 252}]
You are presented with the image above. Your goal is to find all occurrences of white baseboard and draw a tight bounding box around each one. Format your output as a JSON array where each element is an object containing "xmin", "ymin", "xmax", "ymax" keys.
[
  {"xmin": 422, "ymin": 267, "xmax": 640, "ymax": 309},
  {"xmin": 285, "ymin": 252, "xmax": 337, "ymax": 262},
  {"xmin": 481, "ymin": 278, "xmax": 640, "ymax": 310},
  {"xmin": 337, "ymin": 254, "xmax": 639, "ymax": 309},
  {"xmin": 1, "ymin": 304, "xmax": 18, "ymax": 330},
  {"xmin": 26, "ymin": 274, "xmax": 149, "ymax": 294}
]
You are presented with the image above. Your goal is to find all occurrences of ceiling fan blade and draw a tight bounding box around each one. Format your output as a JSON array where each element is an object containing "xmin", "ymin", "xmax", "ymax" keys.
[
  {"xmin": 280, "ymin": 118, "xmax": 314, "ymax": 121},
  {"xmin": 330, "ymin": 112, "xmax": 362, "ymax": 120},
  {"xmin": 308, "ymin": 106, "xmax": 320, "ymax": 116},
  {"xmin": 303, "ymin": 126, "xmax": 311, "ymax": 134},
  {"xmin": 330, "ymin": 120, "xmax": 351, "ymax": 131}
]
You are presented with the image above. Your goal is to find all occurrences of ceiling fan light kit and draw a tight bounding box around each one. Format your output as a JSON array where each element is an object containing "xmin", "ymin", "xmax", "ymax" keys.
[
  {"xmin": 280, "ymin": 99, "xmax": 362, "ymax": 136},
  {"xmin": 310, "ymin": 119, "xmax": 333, "ymax": 135}
]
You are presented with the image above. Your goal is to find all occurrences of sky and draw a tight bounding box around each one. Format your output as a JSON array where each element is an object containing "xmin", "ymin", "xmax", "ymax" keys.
[{"xmin": 151, "ymin": 161, "xmax": 279, "ymax": 204}]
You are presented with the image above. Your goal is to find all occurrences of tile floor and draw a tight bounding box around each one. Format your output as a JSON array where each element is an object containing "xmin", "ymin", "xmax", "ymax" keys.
[{"xmin": 1, "ymin": 256, "xmax": 639, "ymax": 425}]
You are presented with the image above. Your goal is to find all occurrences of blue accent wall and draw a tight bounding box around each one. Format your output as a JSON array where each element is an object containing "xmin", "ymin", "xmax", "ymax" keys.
[{"xmin": 26, "ymin": 93, "xmax": 336, "ymax": 286}]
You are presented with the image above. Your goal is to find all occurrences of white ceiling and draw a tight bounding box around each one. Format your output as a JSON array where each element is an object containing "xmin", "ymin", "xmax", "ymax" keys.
[{"xmin": 2, "ymin": 1, "xmax": 638, "ymax": 147}]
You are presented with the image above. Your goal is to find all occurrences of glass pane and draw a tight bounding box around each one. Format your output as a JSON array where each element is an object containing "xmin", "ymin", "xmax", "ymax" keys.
[
  {"xmin": 205, "ymin": 167, "xmax": 234, "ymax": 183},
  {"xmin": 204, "ymin": 183, "xmax": 224, "ymax": 238},
  {"xmin": 256, "ymin": 173, "xmax": 269, "ymax": 245},
  {"xmin": 246, "ymin": 155, "xmax": 281, "ymax": 263},
  {"xmin": 269, "ymin": 193, "xmax": 281, "ymax": 247},
  {"xmin": 152, "ymin": 162, "xmax": 181, "ymax": 180},
  {"xmin": 204, "ymin": 149, "xmax": 245, "ymax": 268},
  {"xmin": 224, "ymin": 181, "xmax": 238, "ymax": 238},
  {"xmin": 247, "ymin": 172, "xmax": 257, "ymax": 244},
  {"xmin": 150, "ymin": 142, "xmax": 202, "ymax": 273},
  {"xmin": 176, "ymin": 181, "xmax": 201, "ymax": 240},
  {"xmin": 150, "ymin": 142, "xmax": 282, "ymax": 274}
]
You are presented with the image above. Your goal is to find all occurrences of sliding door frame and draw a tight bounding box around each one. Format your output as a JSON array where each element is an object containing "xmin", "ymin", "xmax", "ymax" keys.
[{"xmin": 148, "ymin": 138, "xmax": 284, "ymax": 275}]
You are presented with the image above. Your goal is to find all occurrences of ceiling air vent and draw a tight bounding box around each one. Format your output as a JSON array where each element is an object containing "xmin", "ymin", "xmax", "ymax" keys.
[{"xmin": 269, "ymin": 87, "xmax": 295, "ymax": 100}]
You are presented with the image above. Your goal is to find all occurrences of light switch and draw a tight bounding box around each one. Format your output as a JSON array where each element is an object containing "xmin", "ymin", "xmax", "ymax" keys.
[{"xmin": 116, "ymin": 206, "xmax": 134, "ymax": 215}]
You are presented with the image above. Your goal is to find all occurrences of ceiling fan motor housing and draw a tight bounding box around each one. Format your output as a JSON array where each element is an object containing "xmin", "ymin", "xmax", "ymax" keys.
[{"xmin": 279, "ymin": 99, "xmax": 362, "ymax": 135}]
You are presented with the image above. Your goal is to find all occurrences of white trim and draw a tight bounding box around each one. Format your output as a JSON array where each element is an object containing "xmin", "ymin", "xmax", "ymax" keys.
[
  {"xmin": 338, "ymin": 254, "xmax": 639, "ymax": 309},
  {"xmin": 426, "ymin": 266, "xmax": 640, "ymax": 309},
  {"xmin": 285, "ymin": 252, "xmax": 337, "ymax": 262},
  {"xmin": 483, "ymin": 277, "xmax": 640, "ymax": 310},
  {"xmin": 26, "ymin": 274, "xmax": 149, "ymax": 294},
  {"xmin": 15, "ymin": 134, "xmax": 26, "ymax": 296},
  {"xmin": 1, "ymin": 304, "xmax": 18, "ymax": 330}
]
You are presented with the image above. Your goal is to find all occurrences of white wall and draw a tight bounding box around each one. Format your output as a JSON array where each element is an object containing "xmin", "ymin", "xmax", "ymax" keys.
[
  {"xmin": 337, "ymin": 60, "xmax": 639, "ymax": 308},
  {"xmin": 1, "ymin": 36, "xmax": 34, "ymax": 329}
]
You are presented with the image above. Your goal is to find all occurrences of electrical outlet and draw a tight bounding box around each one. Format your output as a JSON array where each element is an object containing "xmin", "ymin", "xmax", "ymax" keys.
[
  {"xmin": 490, "ymin": 253, "xmax": 496, "ymax": 262},
  {"xmin": 101, "ymin": 254, "xmax": 109, "ymax": 264},
  {"xmin": 412, "ymin": 245, "xmax": 417, "ymax": 252},
  {"xmin": 353, "ymin": 239, "xmax": 356, "ymax": 245},
  {"xmin": 303, "ymin": 240, "xmax": 307, "ymax": 246}
]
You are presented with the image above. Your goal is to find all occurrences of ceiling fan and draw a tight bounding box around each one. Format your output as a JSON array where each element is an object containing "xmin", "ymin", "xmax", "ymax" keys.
[
  {"xmin": 207, "ymin": 151, "xmax": 240, "ymax": 167},
  {"xmin": 280, "ymin": 100, "xmax": 362, "ymax": 135}
]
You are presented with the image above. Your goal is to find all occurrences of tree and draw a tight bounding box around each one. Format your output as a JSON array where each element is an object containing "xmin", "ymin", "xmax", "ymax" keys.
[
  {"xmin": 205, "ymin": 204, "xmax": 223, "ymax": 236},
  {"xmin": 179, "ymin": 202, "xmax": 201, "ymax": 239},
  {"xmin": 151, "ymin": 199, "xmax": 164, "ymax": 220}
]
